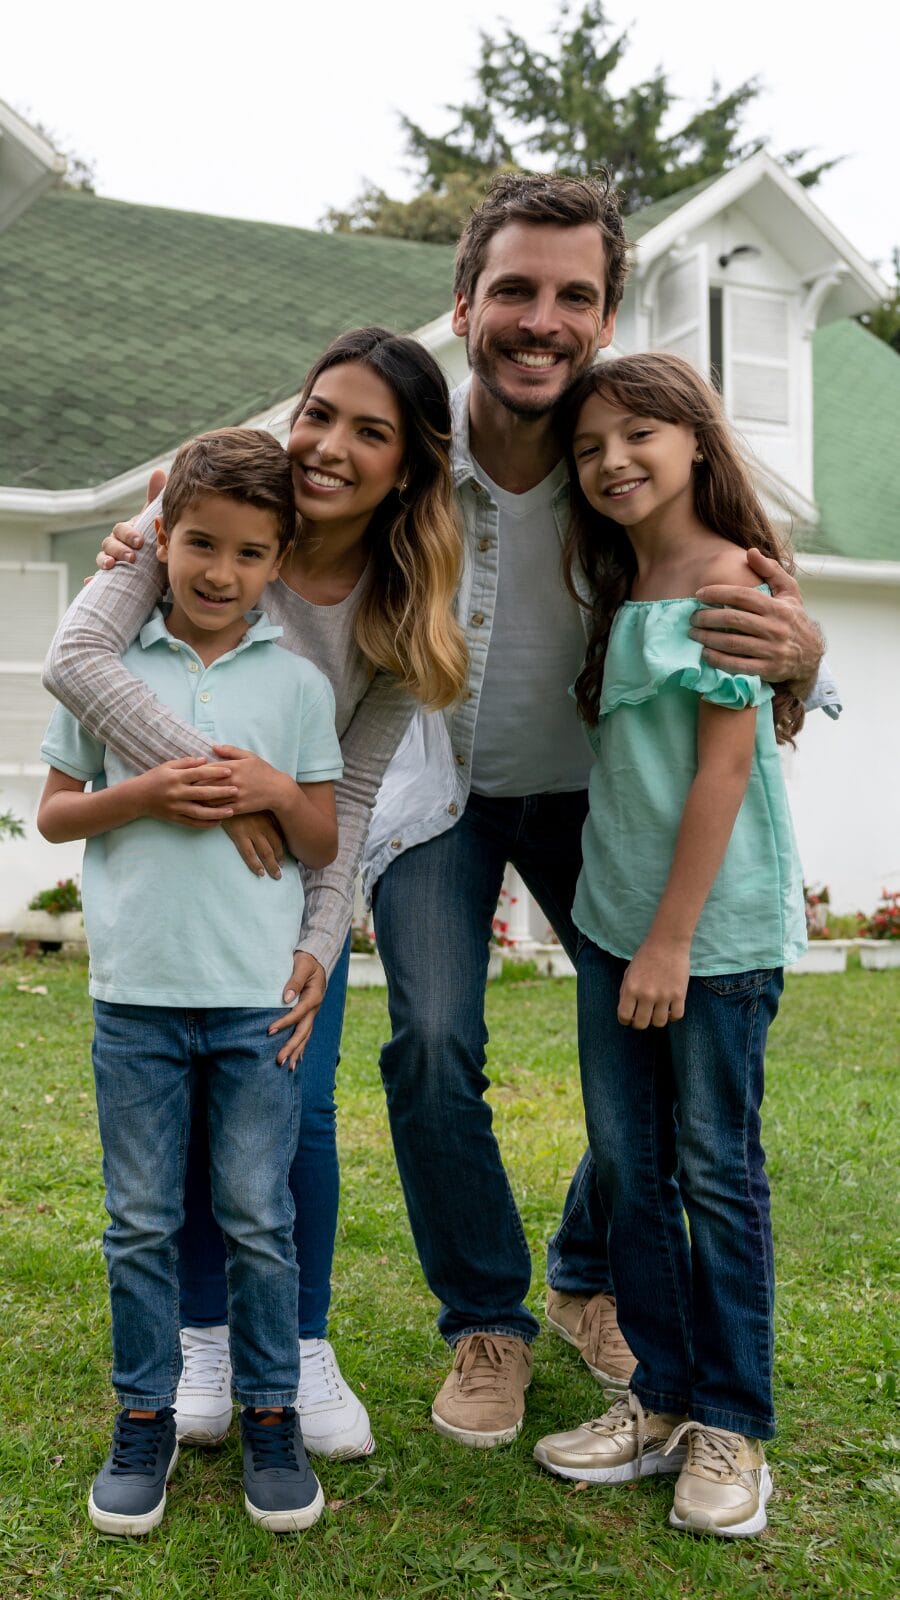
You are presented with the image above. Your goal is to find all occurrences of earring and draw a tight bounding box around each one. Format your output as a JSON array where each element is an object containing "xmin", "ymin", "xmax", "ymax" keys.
[
  {"xmin": 694, "ymin": 452, "xmax": 705, "ymax": 463},
  {"xmin": 397, "ymin": 475, "xmax": 410, "ymax": 499}
]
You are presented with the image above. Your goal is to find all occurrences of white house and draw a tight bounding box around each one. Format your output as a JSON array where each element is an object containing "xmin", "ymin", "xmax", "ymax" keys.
[{"xmin": 0, "ymin": 105, "xmax": 896, "ymax": 934}]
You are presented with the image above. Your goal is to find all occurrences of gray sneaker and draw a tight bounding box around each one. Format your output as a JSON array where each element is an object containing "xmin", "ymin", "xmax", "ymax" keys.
[
  {"xmin": 240, "ymin": 1407, "xmax": 324, "ymax": 1532},
  {"xmin": 88, "ymin": 1408, "xmax": 179, "ymax": 1536}
]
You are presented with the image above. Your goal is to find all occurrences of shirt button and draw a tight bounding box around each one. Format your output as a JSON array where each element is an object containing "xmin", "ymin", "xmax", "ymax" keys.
[
  {"xmin": 471, "ymin": 612, "xmax": 484, "ymax": 626},
  {"xmin": 187, "ymin": 662, "xmax": 199, "ymax": 673},
  {"xmin": 199, "ymin": 691, "xmax": 211, "ymax": 703},
  {"xmin": 168, "ymin": 642, "xmax": 180, "ymax": 652},
  {"xmin": 390, "ymin": 837, "xmax": 402, "ymax": 850},
  {"xmin": 447, "ymin": 802, "xmax": 459, "ymax": 816},
  {"xmin": 478, "ymin": 538, "xmax": 490, "ymax": 553}
]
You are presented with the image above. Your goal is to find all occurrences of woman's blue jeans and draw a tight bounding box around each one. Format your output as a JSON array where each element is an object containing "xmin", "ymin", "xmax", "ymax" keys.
[
  {"xmin": 92, "ymin": 1001, "xmax": 301, "ymax": 1409},
  {"xmin": 576, "ymin": 939, "xmax": 782, "ymax": 1439},
  {"xmin": 176, "ymin": 937, "xmax": 351, "ymax": 1339}
]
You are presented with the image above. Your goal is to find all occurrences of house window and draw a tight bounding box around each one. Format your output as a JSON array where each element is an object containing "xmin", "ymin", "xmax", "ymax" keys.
[
  {"xmin": 0, "ymin": 563, "xmax": 67, "ymax": 773},
  {"xmin": 724, "ymin": 289, "xmax": 791, "ymax": 426}
]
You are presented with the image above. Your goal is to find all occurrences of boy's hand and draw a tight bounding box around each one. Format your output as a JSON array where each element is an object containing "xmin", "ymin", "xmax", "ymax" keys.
[
  {"xmin": 618, "ymin": 939, "xmax": 690, "ymax": 1030},
  {"xmin": 212, "ymin": 744, "xmax": 288, "ymax": 814},
  {"xmin": 136, "ymin": 757, "xmax": 237, "ymax": 826},
  {"xmin": 268, "ymin": 953, "xmax": 327, "ymax": 1069},
  {"xmin": 222, "ymin": 813, "xmax": 286, "ymax": 878}
]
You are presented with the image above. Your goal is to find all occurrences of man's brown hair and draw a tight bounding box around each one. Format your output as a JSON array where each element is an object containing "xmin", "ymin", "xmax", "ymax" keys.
[
  {"xmin": 161, "ymin": 428, "xmax": 297, "ymax": 553},
  {"xmin": 454, "ymin": 171, "xmax": 629, "ymax": 315}
]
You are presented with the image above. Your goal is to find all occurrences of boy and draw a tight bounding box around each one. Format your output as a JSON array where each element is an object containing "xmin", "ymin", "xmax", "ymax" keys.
[{"xmin": 37, "ymin": 428, "xmax": 342, "ymax": 1535}]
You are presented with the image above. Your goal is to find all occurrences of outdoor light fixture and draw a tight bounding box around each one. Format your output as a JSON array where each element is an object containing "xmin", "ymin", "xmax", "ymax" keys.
[{"xmin": 718, "ymin": 244, "xmax": 762, "ymax": 268}]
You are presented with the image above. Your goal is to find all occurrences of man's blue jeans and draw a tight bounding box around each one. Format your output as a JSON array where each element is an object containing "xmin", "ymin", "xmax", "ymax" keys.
[
  {"xmin": 372, "ymin": 789, "xmax": 613, "ymax": 1345},
  {"xmin": 92, "ymin": 1002, "xmax": 301, "ymax": 1409},
  {"xmin": 577, "ymin": 940, "xmax": 781, "ymax": 1439},
  {"xmin": 176, "ymin": 938, "xmax": 351, "ymax": 1340}
]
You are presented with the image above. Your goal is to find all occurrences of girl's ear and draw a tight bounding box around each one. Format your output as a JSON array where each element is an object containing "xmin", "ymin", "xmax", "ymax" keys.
[{"xmin": 155, "ymin": 517, "xmax": 170, "ymax": 566}]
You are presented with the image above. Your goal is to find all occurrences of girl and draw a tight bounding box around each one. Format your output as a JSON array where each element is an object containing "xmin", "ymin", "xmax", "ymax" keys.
[
  {"xmin": 43, "ymin": 327, "xmax": 467, "ymax": 1466},
  {"xmin": 533, "ymin": 353, "xmax": 806, "ymax": 1538}
]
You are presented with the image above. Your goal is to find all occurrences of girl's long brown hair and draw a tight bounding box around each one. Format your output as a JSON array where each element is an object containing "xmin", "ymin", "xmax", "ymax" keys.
[
  {"xmin": 291, "ymin": 328, "xmax": 467, "ymax": 710},
  {"xmin": 561, "ymin": 352, "xmax": 805, "ymax": 743}
]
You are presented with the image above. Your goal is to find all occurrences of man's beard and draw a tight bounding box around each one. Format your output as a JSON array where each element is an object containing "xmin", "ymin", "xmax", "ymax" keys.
[{"xmin": 466, "ymin": 336, "xmax": 590, "ymax": 418}]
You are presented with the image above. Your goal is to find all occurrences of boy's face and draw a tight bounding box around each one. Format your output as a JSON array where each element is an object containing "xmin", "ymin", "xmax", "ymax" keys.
[{"xmin": 156, "ymin": 493, "xmax": 284, "ymax": 650}]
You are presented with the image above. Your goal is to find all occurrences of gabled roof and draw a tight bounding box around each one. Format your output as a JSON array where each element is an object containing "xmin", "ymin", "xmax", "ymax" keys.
[
  {"xmin": 805, "ymin": 320, "xmax": 899, "ymax": 562},
  {"xmin": 627, "ymin": 151, "xmax": 886, "ymax": 323},
  {"xmin": 0, "ymin": 96, "xmax": 66, "ymax": 233},
  {"xmin": 0, "ymin": 190, "xmax": 455, "ymax": 491}
]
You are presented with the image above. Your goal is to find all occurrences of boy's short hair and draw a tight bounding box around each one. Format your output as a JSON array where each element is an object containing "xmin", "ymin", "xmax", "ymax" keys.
[
  {"xmin": 161, "ymin": 428, "xmax": 297, "ymax": 553},
  {"xmin": 454, "ymin": 170, "xmax": 630, "ymax": 317}
]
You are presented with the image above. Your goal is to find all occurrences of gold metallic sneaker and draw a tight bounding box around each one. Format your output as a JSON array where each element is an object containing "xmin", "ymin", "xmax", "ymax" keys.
[
  {"xmin": 431, "ymin": 1333, "xmax": 533, "ymax": 1448},
  {"xmin": 664, "ymin": 1422, "xmax": 773, "ymax": 1538},
  {"xmin": 534, "ymin": 1392, "xmax": 688, "ymax": 1483},
  {"xmin": 545, "ymin": 1289, "xmax": 636, "ymax": 1389}
]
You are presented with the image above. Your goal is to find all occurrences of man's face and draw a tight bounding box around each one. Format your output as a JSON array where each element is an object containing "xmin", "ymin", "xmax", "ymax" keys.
[{"xmin": 452, "ymin": 221, "xmax": 617, "ymax": 418}]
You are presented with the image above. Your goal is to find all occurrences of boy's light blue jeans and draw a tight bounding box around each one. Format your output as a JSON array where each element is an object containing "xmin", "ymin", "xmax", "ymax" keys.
[
  {"xmin": 92, "ymin": 1001, "xmax": 301, "ymax": 1410},
  {"xmin": 576, "ymin": 939, "xmax": 782, "ymax": 1439}
]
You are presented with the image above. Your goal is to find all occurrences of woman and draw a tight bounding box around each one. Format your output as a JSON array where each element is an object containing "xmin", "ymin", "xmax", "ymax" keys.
[{"xmin": 43, "ymin": 327, "xmax": 467, "ymax": 1462}]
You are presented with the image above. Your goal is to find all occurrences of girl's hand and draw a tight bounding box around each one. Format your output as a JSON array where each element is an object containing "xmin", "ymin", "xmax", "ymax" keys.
[
  {"xmin": 618, "ymin": 940, "xmax": 690, "ymax": 1029},
  {"xmin": 222, "ymin": 812, "xmax": 286, "ymax": 878},
  {"xmin": 136, "ymin": 757, "xmax": 237, "ymax": 826},
  {"xmin": 212, "ymin": 744, "xmax": 289, "ymax": 815},
  {"xmin": 268, "ymin": 953, "xmax": 327, "ymax": 1069}
]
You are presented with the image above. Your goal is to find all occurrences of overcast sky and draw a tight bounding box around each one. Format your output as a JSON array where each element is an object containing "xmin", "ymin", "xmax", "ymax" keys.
[{"xmin": 5, "ymin": 0, "xmax": 896, "ymax": 278}]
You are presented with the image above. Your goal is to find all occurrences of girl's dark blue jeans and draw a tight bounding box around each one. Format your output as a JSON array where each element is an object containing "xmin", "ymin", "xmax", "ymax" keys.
[
  {"xmin": 576, "ymin": 937, "xmax": 783, "ymax": 1440},
  {"xmin": 176, "ymin": 936, "xmax": 351, "ymax": 1339}
]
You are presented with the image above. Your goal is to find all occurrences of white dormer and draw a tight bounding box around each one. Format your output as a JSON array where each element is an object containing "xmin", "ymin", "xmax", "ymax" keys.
[
  {"xmin": 617, "ymin": 152, "xmax": 887, "ymax": 522},
  {"xmin": 0, "ymin": 97, "xmax": 66, "ymax": 234}
]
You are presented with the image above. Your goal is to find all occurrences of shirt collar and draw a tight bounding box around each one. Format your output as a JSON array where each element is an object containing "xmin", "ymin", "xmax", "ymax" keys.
[{"xmin": 139, "ymin": 606, "xmax": 283, "ymax": 650}]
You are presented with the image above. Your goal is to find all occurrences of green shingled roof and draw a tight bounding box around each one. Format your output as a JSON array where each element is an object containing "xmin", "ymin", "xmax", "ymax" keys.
[
  {"xmin": 0, "ymin": 191, "xmax": 456, "ymax": 490},
  {"xmin": 805, "ymin": 320, "xmax": 899, "ymax": 561}
]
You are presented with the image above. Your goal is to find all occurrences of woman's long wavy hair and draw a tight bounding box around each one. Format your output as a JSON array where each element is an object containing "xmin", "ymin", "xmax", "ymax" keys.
[
  {"xmin": 290, "ymin": 328, "xmax": 467, "ymax": 710},
  {"xmin": 562, "ymin": 352, "xmax": 805, "ymax": 743}
]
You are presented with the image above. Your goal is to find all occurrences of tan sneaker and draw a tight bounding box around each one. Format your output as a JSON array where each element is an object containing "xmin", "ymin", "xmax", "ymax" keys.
[
  {"xmin": 664, "ymin": 1423, "xmax": 773, "ymax": 1538},
  {"xmin": 534, "ymin": 1391, "xmax": 687, "ymax": 1484},
  {"xmin": 545, "ymin": 1289, "xmax": 636, "ymax": 1389},
  {"xmin": 431, "ymin": 1333, "xmax": 533, "ymax": 1447}
]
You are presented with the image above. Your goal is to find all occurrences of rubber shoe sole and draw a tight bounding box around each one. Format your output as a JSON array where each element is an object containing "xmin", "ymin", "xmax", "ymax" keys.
[
  {"xmin": 431, "ymin": 1409, "xmax": 523, "ymax": 1448},
  {"xmin": 87, "ymin": 1443, "xmax": 179, "ymax": 1536},
  {"xmin": 668, "ymin": 1464, "xmax": 773, "ymax": 1538},
  {"xmin": 312, "ymin": 1431, "xmax": 376, "ymax": 1461},
  {"xmin": 244, "ymin": 1478, "xmax": 325, "ymax": 1533},
  {"xmin": 175, "ymin": 1414, "xmax": 232, "ymax": 1446},
  {"xmin": 544, "ymin": 1305, "xmax": 630, "ymax": 1390},
  {"xmin": 533, "ymin": 1439, "xmax": 685, "ymax": 1484}
]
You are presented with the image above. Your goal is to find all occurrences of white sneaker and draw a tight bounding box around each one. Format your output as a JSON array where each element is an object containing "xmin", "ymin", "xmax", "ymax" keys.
[
  {"xmin": 174, "ymin": 1325, "xmax": 233, "ymax": 1445},
  {"xmin": 296, "ymin": 1338, "xmax": 375, "ymax": 1460}
]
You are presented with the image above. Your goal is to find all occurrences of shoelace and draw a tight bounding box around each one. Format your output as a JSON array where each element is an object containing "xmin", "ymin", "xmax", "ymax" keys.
[
  {"xmin": 109, "ymin": 1410, "xmax": 174, "ymax": 1477},
  {"xmin": 663, "ymin": 1420, "xmax": 743, "ymax": 1478},
  {"xmin": 181, "ymin": 1334, "xmax": 229, "ymax": 1391},
  {"xmin": 455, "ymin": 1333, "xmax": 521, "ymax": 1393},
  {"xmin": 299, "ymin": 1340, "xmax": 343, "ymax": 1406},
  {"xmin": 576, "ymin": 1294, "xmax": 628, "ymax": 1358},
  {"xmin": 243, "ymin": 1410, "xmax": 301, "ymax": 1472}
]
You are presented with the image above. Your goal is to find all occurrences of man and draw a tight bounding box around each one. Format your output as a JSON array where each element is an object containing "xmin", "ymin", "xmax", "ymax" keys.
[{"xmin": 361, "ymin": 172, "xmax": 828, "ymax": 1448}]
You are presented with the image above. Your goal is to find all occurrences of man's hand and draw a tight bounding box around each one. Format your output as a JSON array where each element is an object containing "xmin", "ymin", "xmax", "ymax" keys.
[
  {"xmin": 212, "ymin": 744, "xmax": 288, "ymax": 815},
  {"xmin": 94, "ymin": 468, "xmax": 167, "ymax": 571},
  {"xmin": 135, "ymin": 757, "xmax": 237, "ymax": 826},
  {"xmin": 268, "ymin": 952, "xmax": 327, "ymax": 1069},
  {"xmin": 222, "ymin": 813, "xmax": 286, "ymax": 878},
  {"xmin": 618, "ymin": 939, "xmax": 690, "ymax": 1030},
  {"xmin": 690, "ymin": 548, "xmax": 824, "ymax": 697}
]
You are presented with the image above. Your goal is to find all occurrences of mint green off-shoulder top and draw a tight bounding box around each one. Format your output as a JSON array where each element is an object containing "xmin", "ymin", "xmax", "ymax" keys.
[{"xmin": 572, "ymin": 594, "xmax": 807, "ymax": 974}]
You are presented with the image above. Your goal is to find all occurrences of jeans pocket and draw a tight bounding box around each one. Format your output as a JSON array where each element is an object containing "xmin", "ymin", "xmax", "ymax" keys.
[{"xmin": 697, "ymin": 967, "xmax": 777, "ymax": 998}]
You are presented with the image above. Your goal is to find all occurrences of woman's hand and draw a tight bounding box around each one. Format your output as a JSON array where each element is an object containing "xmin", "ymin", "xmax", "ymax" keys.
[
  {"xmin": 618, "ymin": 939, "xmax": 690, "ymax": 1030},
  {"xmin": 94, "ymin": 468, "xmax": 167, "ymax": 571},
  {"xmin": 268, "ymin": 953, "xmax": 327, "ymax": 1069},
  {"xmin": 222, "ymin": 813, "xmax": 286, "ymax": 878},
  {"xmin": 690, "ymin": 548, "xmax": 824, "ymax": 697}
]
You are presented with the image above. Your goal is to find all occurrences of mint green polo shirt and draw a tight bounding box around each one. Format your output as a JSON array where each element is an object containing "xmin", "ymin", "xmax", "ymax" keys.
[
  {"xmin": 40, "ymin": 609, "xmax": 343, "ymax": 1007},
  {"xmin": 572, "ymin": 595, "xmax": 807, "ymax": 974}
]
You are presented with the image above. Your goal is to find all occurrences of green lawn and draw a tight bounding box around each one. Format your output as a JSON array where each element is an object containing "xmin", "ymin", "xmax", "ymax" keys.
[{"xmin": 1, "ymin": 953, "xmax": 897, "ymax": 1600}]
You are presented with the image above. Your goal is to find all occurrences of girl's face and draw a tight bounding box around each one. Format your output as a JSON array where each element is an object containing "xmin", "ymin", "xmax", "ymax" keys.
[
  {"xmin": 287, "ymin": 361, "xmax": 407, "ymax": 533},
  {"xmin": 573, "ymin": 392, "xmax": 699, "ymax": 530}
]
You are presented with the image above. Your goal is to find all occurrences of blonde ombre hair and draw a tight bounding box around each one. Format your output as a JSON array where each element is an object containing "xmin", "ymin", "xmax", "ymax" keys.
[{"xmin": 291, "ymin": 328, "xmax": 467, "ymax": 710}]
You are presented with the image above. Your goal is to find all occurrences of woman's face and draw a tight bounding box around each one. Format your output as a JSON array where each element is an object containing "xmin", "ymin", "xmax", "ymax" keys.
[{"xmin": 287, "ymin": 361, "xmax": 407, "ymax": 533}]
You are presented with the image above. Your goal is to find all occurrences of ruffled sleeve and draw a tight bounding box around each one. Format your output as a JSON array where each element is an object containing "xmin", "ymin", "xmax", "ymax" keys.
[{"xmin": 598, "ymin": 598, "xmax": 773, "ymax": 716}]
